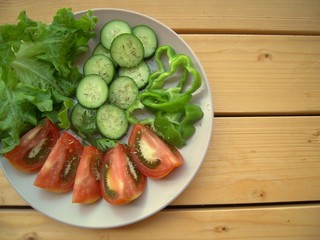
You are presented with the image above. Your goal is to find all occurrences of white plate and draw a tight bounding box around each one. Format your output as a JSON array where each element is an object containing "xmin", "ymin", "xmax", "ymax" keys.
[{"xmin": 0, "ymin": 8, "xmax": 214, "ymax": 229}]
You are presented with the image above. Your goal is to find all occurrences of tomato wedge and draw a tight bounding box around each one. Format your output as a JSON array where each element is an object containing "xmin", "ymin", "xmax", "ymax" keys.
[
  {"xmin": 72, "ymin": 146, "xmax": 103, "ymax": 204},
  {"xmin": 4, "ymin": 118, "xmax": 60, "ymax": 173},
  {"xmin": 128, "ymin": 124, "xmax": 184, "ymax": 179},
  {"xmin": 34, "ymin": 132, "xmax": 83, "ymax": 193},
  {"xmin": 100, "ymin": 143, "xmax": 146, "ymax": 205}
]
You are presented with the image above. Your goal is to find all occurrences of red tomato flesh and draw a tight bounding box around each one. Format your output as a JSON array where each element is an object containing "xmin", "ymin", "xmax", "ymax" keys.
[
  {"xmin": 100, "ymin": 143, "xmax": 146, "ymax": 205},
  {"xmin": 4, "ymin": 118, "xmax": 60, "ymax": 173},
  {"xmin": 128, "ymin": 124, "xmax": 184, "ymax": 179},
  {"xmin": 72, "ymin": 146, "xmax": 103, "ymax": 204},
  {"xmin": 34, "ymin": 132, "xmax": 83, "ymax": 193}
]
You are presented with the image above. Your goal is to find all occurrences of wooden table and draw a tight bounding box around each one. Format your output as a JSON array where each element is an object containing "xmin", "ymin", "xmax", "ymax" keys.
[{"xmin": 1, "ymin": 0, "xmax": 320, "ymax": 239}]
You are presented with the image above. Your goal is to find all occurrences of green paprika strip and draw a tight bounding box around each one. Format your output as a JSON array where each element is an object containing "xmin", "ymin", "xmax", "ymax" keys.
[
  {"xmin": 126, "ymin": 45, "xmax": 204, "ymax": 148},
  {"xmin": 139, "ymin": 90, "xmax": 192, "ymax": 112},
  {"xmin": 153, "ymin": 104, "xmax": 204, "ymax": 148},
  {"xmin": 146, "ymin": 45, "xmax": 177, "ymax": 89},
  {"xmin": 146, "ymin": 46, "xmax": 201, "ymax": 95},
  {"xmin": 179, "ymin": 104, "xmax": 204, "ymax": 139},
  {"xmin": 154, "ymin": 111, "xmax": 187, "ymax": 148}
]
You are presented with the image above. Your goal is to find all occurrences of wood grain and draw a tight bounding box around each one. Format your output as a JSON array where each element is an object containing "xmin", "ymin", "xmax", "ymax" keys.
[
  {"xmin": 0, "ymin": 204, "xmax": 319, "ymax": 239},
  {"xmin": 174, "ymin": 116, "xmax": 320, "ymax": 205},
  {"xmin": 2, "ymin": 116, "xmax": 319, "ymax": 206},
  {"xmin": 0, "ymin": 0, "xmax": 319, "ymax": 34},
  {"xmin": 182, "ymin": 34, "xmax": 320, "ymax": 115}
]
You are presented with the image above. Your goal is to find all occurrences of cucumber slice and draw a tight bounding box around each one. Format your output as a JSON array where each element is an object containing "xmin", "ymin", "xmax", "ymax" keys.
[
  {"xmin": 132, "ymin": 25, "xmax": 158, "ymax": 58},
  {"xmin": 110, "ymin": 33, "xmax": 144, "ymax": 68},
  {"xmin": 108, "ymin": 76, "xmax": 139, "ymax": 109},
  {"xmin": 92, "ymin": 43, "xmax": 118, "ymax": 68},
  {"xmin": 118, "ymin": 60, "xmax": 150, "ymax": 89},
  {"xmin": 100, "ymin": 20, "xmax": 132, "ymax": 50},
  {"xmin": 76, "ymin": 75, "xmax": 108, "ymax": 109},
  {"xmin": 92, "ymin": 43, "xmax": 109, "ymax": 56},
  {"xmin": 71, "ymin": 103, "xmax": 96, "ymax": 130},
  {"xmin": 83, "ymin": 54, "xmax": 115, "ymax": 85},
  {"xmin": 96, "ymin": 104, "xmax": 128, "ymax": 139}
]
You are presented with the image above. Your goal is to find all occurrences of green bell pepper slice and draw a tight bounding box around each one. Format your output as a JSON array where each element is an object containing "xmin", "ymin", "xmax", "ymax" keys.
[
  {"xmin": 147, "ymin": 47, "xmax": 202, "ymax": 96},
  {"xmin": 180, "ymin": 104, "xmax": 204, "ymax": 139},
  {"xmin": 139, "ymin": 89, "xmax": 192, "ymax": 113},
  {"xmin": 153, "ymin": 104, "xmax": 204, "ymax": 148},
  {"xmin": 154, "ymin": 111, "xmax": 187, "ymax": 148},
  {"xmin": 126, "ymin": 45, "xmax": 204, "ymax": 148}
]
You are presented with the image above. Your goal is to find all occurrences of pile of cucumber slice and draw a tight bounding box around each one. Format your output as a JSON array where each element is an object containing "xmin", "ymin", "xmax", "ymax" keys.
[{"xmin": 73, "ymin": 20, "xmax": 158, "ymax": 141}]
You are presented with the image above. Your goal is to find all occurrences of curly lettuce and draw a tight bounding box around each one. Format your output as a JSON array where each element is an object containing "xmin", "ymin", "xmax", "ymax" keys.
[{"xmin": 0, "ymin": 8, "xmax": 98, "ymax": 154}]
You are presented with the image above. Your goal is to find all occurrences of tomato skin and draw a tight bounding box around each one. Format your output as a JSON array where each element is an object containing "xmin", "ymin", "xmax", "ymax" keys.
[
  {"xmin": 72, "ymin": 146, "xmax": 102, "ymax": 204},
  {"xmin": 100, "ymin": 143, "xmax": 146, "ymax": 205},
  {"xmin": 4, "ymin": 119, "xmax": 60, "ymax": 173},
  {"xmin": 34, "ymin": 132, "xmax": 83, "ymax": 193},
  {"xmin": 128, "ymin": 124, "xmax": 184, "ymax": 179}
]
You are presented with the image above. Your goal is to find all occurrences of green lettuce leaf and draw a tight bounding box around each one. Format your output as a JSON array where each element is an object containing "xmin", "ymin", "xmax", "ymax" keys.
[
  {"xmin": 57, "ymin": 98, "xmax": 75, "ymax": 129},
  {"xmin": 0, "ymin": 8, "xmax": 98, "ymax": 154},
  {"xmin": 0, "ymin": 80, "xmax": 39, "ymax": 153}
]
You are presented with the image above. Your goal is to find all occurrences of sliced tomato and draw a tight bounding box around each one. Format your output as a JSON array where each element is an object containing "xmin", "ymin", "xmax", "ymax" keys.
[
  {"xmin": 72, "ymin": 146, "xmax": 103, "ymax": 204},
  {"xmin": 128, "ymin": 124, "xmax": 184, "ymax": 179},
  {"xmin": 34, "ymin": 132, "xmax": 83, "ymax": 193},
  {"xmin": 100, "ymin": 143, "xmax": 146, "ymax": 205},
  {"xmin": 4, "ymin": 118, "xmax": 60, "ymax": 173}
]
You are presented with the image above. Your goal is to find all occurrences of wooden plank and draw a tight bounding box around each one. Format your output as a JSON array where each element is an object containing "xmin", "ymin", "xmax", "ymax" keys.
[
  {"xmin": 174, "ymin": 116, "xmax": 320, "ymax": 205},
  {"xmin": 0, "ymin": 0, "xmax": 319, "ymax": 34},
  {"xmin": 0, "ymin": 204, "xmax": 319, "ymax": 239},
  {"xmin": 1, "ymin": 116, "xmax": 319, "ymax": 206},
  {"xmin": 182, "ymin": 34, "xmax": 320, "ymax": 115}
]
